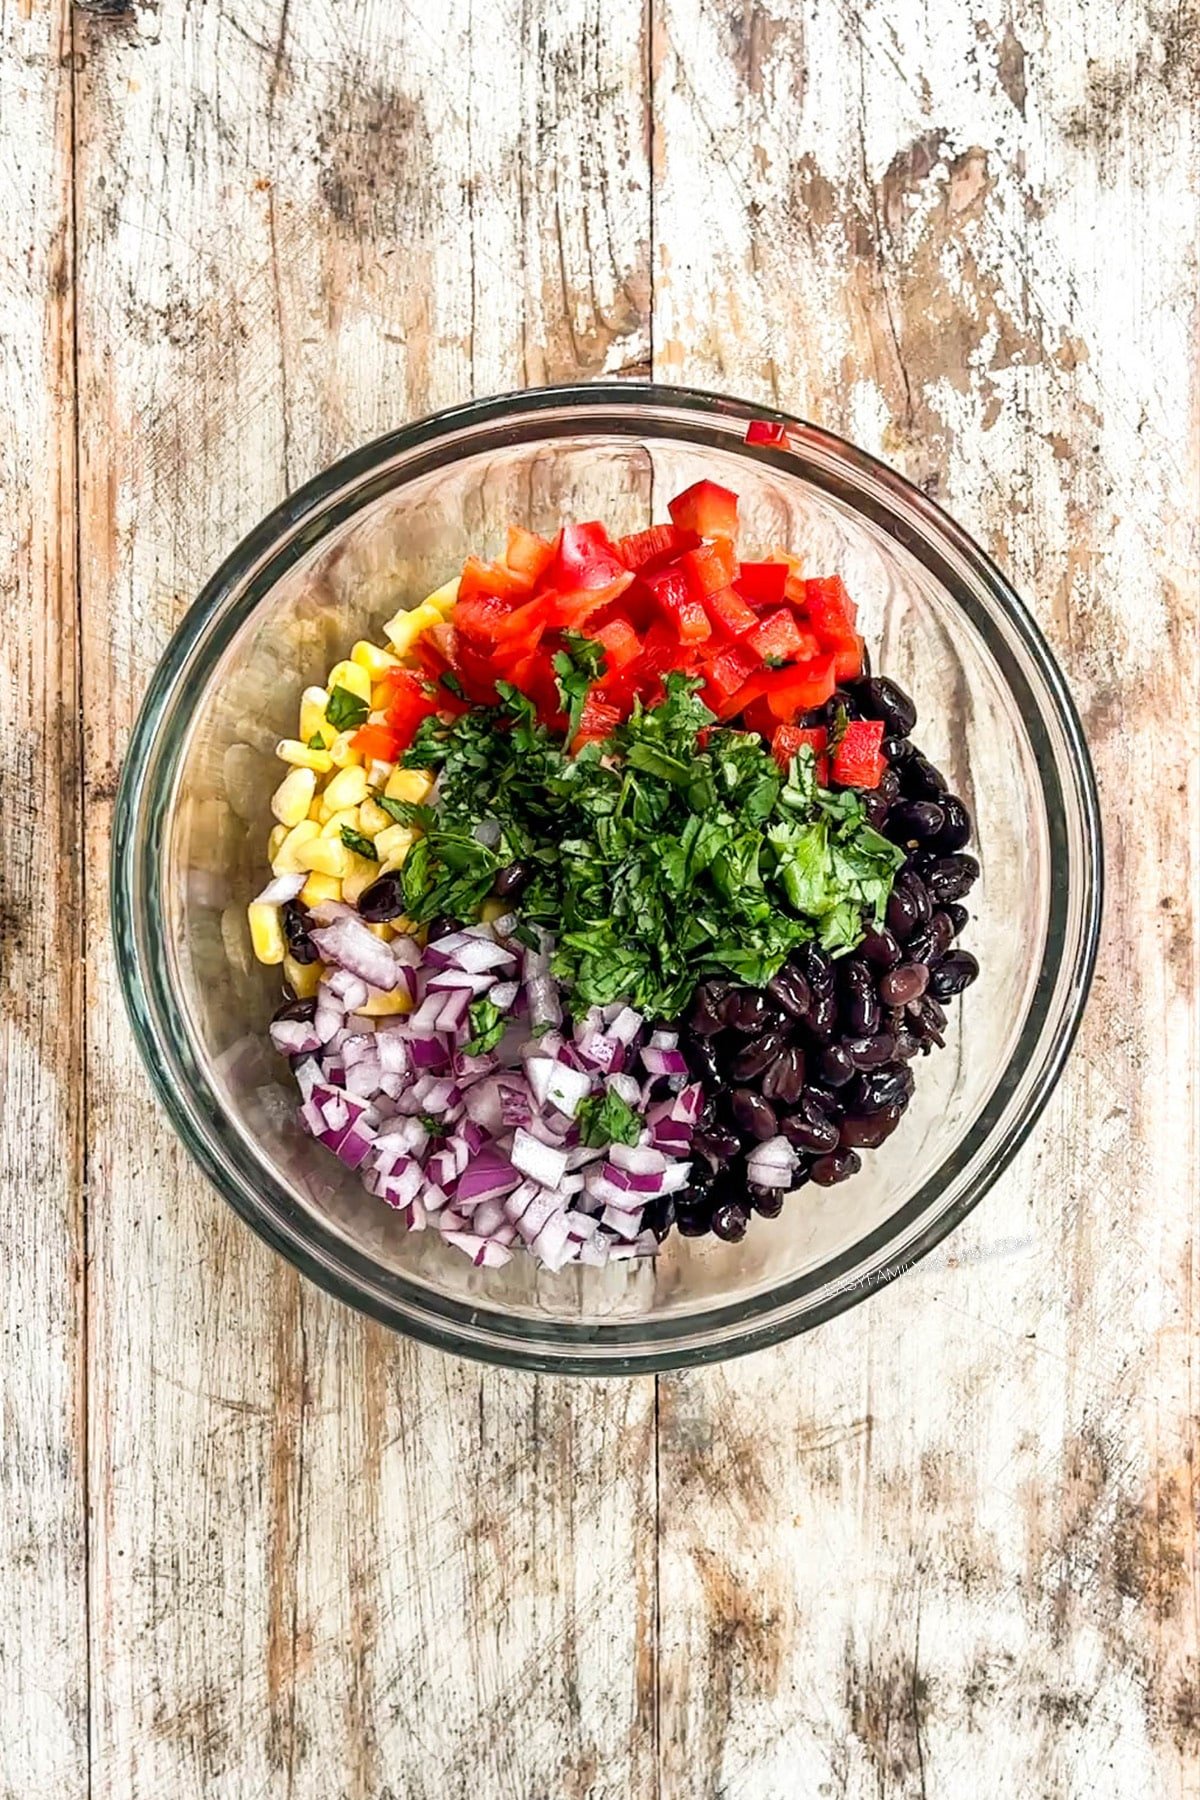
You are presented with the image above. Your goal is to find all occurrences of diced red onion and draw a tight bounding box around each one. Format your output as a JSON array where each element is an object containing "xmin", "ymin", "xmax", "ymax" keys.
[
  {"xmin": 255, "ymin": 871, "xmax": 307, "ymax": 905},
  {"xmin": 513, "ymin": 1188, "xmax": 561, "ymax": 1244},
  {"xmin": 607, "ymin": 1007, "xmax": 643, "ymax": 1045},
  {"xmin": 746, "ymin": 1135, "xmax": 797, "ymax": 1189},
  {"xmin": 601, "ymin": 1162, "xmax": 663, "ymax": 1195},
  {"xmin": 427, "ymin": 967, "xmax": 496, "ymax": 994},
  {"xmin": 489, "ymin": 979, "xmax": 519, "ymax": 1013},
  {"xmin": 511, "ymin": 1128, "xmax": 568, "ymax": 1189},
  {"xmin": 605, "ymin": 1072, "xmax": 642, "ymax": 1107},
  {"xmin": 545, "ymin": 1061, "xmax": 591, "ymax": 1118},
  {"xmin": 641, "ymin": 1045, "xmax": 689, "ymax": 1078},
  {"xmin": 270, "ymin": 1017, "xmax": 322, "ymax": 1057},
  {"xmin": 601, "ymin": 1203, "xmax": 643, "ymax": 1240}
]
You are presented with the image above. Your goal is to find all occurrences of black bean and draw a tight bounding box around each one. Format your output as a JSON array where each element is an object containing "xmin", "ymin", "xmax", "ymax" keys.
[
  {"xmin": 794, "ymin": 941, "xmax": 835, "ymax": 996},
  {"xmin": 676, "ymin": 1204, "xmax": 711, "ymax": 1237},
  {"xmin": 911, "ymin": 995, "xmax": 947, "ymax": 1047},
  {"xmin": 885, "ymin": 882, "xmax": 920, "ymax": 941},
  {"xmin": 862, "ymin": 791, "xmax": 890, "ymax": 831},
  {"xmin": 879, "ymin": 962, "xmax": 930, "ymax": 1006},
  {"xmin": 840, "ymin": 959, "xmax": 880, "ymax": 1036},
  {"xmin": 944, "ymin": 903, "xmax": 970, "ymax": 936},
  {"xmin": 273, "ymin": 995, "xmax": 317, "ymax": 1024},
  {"xmin": 881, "ymin": 734, "xmax": 917, "ymax": 766},
  {"xmin": 821, "ymin": 689, "xmax": 864, "ymax": 726},
  {"xmin": 844, "ymin": 1032, "xmax": 895, "ymax": 1070},
  {"xmin": 903, "ymin": 753, "xmax": 949, "ymax": 799},
  {"xmin": 357, "ymin": 874, "xmax": 408, "ymax": 923},
  {"xmin": 853, "ymin": 1061, "xmax": 916, "ymax": 1113},
  {"xmin": 688, "ymin": 981, "xmax": 732, "ymax": 1036},
  {"xmin": 819, "ymin": 1042, "xmax": 856, "ymax": 1087},
  {"xmin": 711, "ymin": 1202, "xmax": 749, "ymax": 1243},
  {"xmin": 761, "ymin": 1046, "xmax": 806, "ymax": 1105},
  {"xmin": 928, "ymin": 950, "xmax": 980, "ymax": 999},
  {"xmin": 491, "ymin": 859, "xmax": 533, "ymax": 901},
  {"xmin": 722, "ymin": 988, "xmax": 777, "ymax": 1034},
  {"xmin": 748, "ymin": 1184, "xmax": 785, "ymax": 1218},
  {"xmin": 782, "ymin": 1100, "xmax": 839, "ymax": 1155},
  {"xmin": 899, "ymin": 925, "xmax": 942, "ymax": 969},
  {"xmin": 852, "ymin": 675, "xmax": 917, "ymax": 737},
  {"xmin": 892, "ymin": 1027, "xmax": 921, "ymax": 1060},
  {"xmin": 886, "ymin": 800, "xmax": 946, "ymax": 844},
  {"xmin": 641, "ymin": 1196, "xmax": 677, "ymax": 1241},
  {"xmin": 876, "ymin": 768, "xmax": 902, "ymax": 808},
  {"xmin": 803, "ymin": 1082, "xmax": 845, "ymax": 1121},
  {"xmin": 923, "ymin": 854, "xmax": 980, "ymax": 903},
  {"xmin": 730, "ymin": 1089, "xmax": 779, "ymax": 1141},
  {"xmin": 767, "ymin": 965, "xmax": 811, "ymax": 1019},
  {"xmin": 929, "ymin": 910, "xmax": 956, "ymax": 954},
  {"xmin": 860, "ymin": 924, "xmax": 902, "ymax": 970},
  {"xmin": 426, "ymin": 915, "xmax": 460, "ymax": 943},
  {"xmin": 688, "ymin": 1163, "xmax": 716, "ymax": 1201},
  {"xmin": 695, "ymin": 1125, "xmax": 742, "ymax": 1166},
  {"xmin": 839, "ymin": 1105, "xmax": 903, "ymax": 1149},
  {"xmin": 811, "ymin": 1148, "xmax": 862, "ymax": 1186},
  {"xmin": 683, "ymin": 1032, "xmax": 723, "ymax": 1088},
  {"xmin": 281, "ymin": 900, "xmax": 320, "ymax": 962},
  {"xmin": 730, "ymin": 1030, "xmax": 790, "ymax": 1081},
  {"xmin": 807, "ymin": 991, "xmax": 839, "ymax": 1039},
  {"xmin": 932, "ymin": 794, "xmax": 973, "ymax": 853}
]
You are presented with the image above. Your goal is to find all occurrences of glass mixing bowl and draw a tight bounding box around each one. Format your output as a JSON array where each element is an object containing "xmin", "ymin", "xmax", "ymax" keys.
[{"xmin": 112, "ymin": 384, "xmax": 1102, "ymax": 1373}]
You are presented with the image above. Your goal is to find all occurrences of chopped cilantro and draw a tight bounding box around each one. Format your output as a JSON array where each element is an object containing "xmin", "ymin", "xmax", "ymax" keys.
[
  {"xmin": 377, "ymin": 794, "xmax": 436, "ymax": 829},
  {"xmin": 440, "ymin": 670, "xmax": 466, "ymax": 699},
  {"xmin": 576, "ymin": 1087, "xmax": 643, "ymax": 1149},
  {"xmin": 307, "ymin": 731, "xmax": 327, "ymax": 750},
  {"xmin": 340, "ymin": 826, "xmax": 378, "ymax": 861},
  {"xmin": 326, "ymin": 685, "xmax": 369, "ymax": 731},
  {"xmin": 552, "ymin": 632, "xmax": 608, "ymax": 741},
  {"xmin": 464, "ymin": 997, "xmax": 505, "ymax": 1057}
]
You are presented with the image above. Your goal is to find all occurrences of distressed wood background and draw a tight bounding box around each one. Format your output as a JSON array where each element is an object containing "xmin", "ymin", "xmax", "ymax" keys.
[{"xmin": 2, "ymin": 0, "xmax": 1197, "ymax": 1795}]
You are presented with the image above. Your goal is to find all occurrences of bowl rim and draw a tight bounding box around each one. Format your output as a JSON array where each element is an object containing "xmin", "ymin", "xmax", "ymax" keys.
[{"xmin": 111, "ymin": 380, "xmax": 1103, "ymax": 1374}]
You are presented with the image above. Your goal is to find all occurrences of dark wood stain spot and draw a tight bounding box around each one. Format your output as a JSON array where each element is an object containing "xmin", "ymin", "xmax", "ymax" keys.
[
  {"xmin": 1110, "ymin": 1472, "xmax": 1191, "ymax": 1621},
  {"xmin": 996, "ymin": 21, "xmax": 1027, "ymax": 115},
  {"xmin": 316, "ymin": 79, "xmax": 426, "ymax": 241},
  {"xmin": 844, "ymin": 1637, "xmax": 931, "ymax": 1786},
  {"xmin": 1061, "ymin": 2, "xmax": 1200, "ymax": 171}
]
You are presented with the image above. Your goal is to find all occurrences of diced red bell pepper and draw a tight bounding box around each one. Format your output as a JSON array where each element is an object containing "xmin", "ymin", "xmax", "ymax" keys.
[
  {"xmin": 668, "ymin": 478, "xmax": 739, "ymax": 540},
  {"xmin": 803, "ymin": 575, "xmax": 859, "ymax": 648},
  {"xmin": 748, "ymin": 606, "xmax": 806, "ymax": 665},
  {"xmin": 831, "ymin": 717, "xmax": 887, "ymax": 789},
  {"xmin": 453, "ymin": 637, "xmax": 505, "ymax": 704},
  {"xmin": 701, "ymin": 642, "xmax": 759, "ymax": 702},
  {"xmin": 453, "ymin": 591, "xmax": 513, "ymax": 647},
  {"xmin": 635, "ymin": 618, "xmax": 697, "ymax": 690},
  {"xmin": 832, "ymin": 637, "xmax": 865, "ymax": 682},
  {"xmin": 572, "ymin": 694, "xmax": 622, "ymax": 749},
  {"xmin": 504, "ymin": 524, "xmax": 556, "ymax": 582},
  {"xmin": 680, "ymin": 537, "xmax": 737, "ymax": 599},
  {"xmin": 457, "ymin": 556, "xmax": 534, "ymax": 605},
  {"xmin": 764, "ymin": 655, "xmax": 837, "ymax": 721},
  {"xmin": 734, "ymin": 561, "xmax": 790, "ymax": 607},
  {"xmin": 382, "ymin": 669, "xmax": 441, "ymax": 747},
  {"xmin": 741, "ymin": 695, "xmax": 778, "ymax": 738},
  {"xmin": 543, "ymin": 521, "xmax": 628, "ymax": 592},
  {"xmin": 771, "ymin": 723, "xmax": 829, "ymax": 781},
  {"xmin": 644, "ymin": 565, "xmax": 711, "ymax": 643},
  {"xmin": 745, "ymin": 419, "xmax": 791, "ymax": 448},
  {"xmin": 616, "ymin": 523, "xmax": 699, "ymax": 572},
  {"xmin": 551, "ymin": 572, "xmax": 634, "ymax": 632},
  {"xmin": 703, "ymin": 585, "xmax": 759, "ymax": 639},
  {"xmin": 351, "ymin": 721, "xmax": 405, "ymax": 763},
  {"xmin": 590, "ymin": 617, "xmax": 641, "ymax": 675}
]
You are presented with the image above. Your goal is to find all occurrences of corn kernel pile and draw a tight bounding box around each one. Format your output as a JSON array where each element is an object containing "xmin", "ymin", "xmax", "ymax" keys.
[{"xmin": 247, "ymin": 578, "xmax": 460, "ymax": 1005}]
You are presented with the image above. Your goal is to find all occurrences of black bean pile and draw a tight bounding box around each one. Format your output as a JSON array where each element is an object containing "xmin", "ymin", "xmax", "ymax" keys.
[{"xmin": 650, "ymin": 676, "xmax": 981, "ymax": 1246}]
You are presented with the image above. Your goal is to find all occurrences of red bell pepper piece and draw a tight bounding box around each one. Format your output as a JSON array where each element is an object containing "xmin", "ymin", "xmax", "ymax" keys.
[
  {"xmin": 616, "ymin": 523, "xmax": 699, "ymax": 572},
  {"xmin": 551, "ymin": 572, "xmax": 634, "ymax": 632},
  {"xmin": 771, "ymin": 723, "xmax": 829, "ymax": 781},
  {"xmin": 454, "ymin": 591, "xmax": 513, "ymax": 647},
  {"xmin": 504, "ymin": 524, "xmax": 556, "ymax": 582},
  {"xmin": 734, "ymin": 561, "xmax": 789, "ymax": 607},
  {"xmin": 701, "ymin": 642, "xmax": 759, "ymax": 701},
  {"xmin": 803, "ymin": 575, "xmax": 859, "ymax": 648},
  {"xmin": 572, "ymin": 694, "xmax": 622, "ymax": 748},
  {"xmin": 764, "ymin": 655, "xmax": 837, "ymax": 721},
  {"xmin": 741, "ymin": 695, "xmax": 778, "ymax": 738},
  {"xmin": 644, "ymin": 565, "xmax": 711, "ymax": 643},
  {"xmin": 590, "ymin": 617, "xmax": 641, "ymax": 675},
  {"xmin": 745, "ymin": 419, "xmax": 791, "ymax": 448},
  {"xmin": 680, "ymin": 537, "xmax": 737, "ymax": 599},
  {"xmin": 832, "ymin": 637, "xmax": 865, "ymax": 682},
  {"xmin": 667, "ymin": 478, "xmax": 739, "ymax": 540},
  {"xmin": 748, "ymin": 606, "xmax": 806, "ymax": 664},
  {"xmin": 351, "ymin": 721, "xmax": 405, "ymax": 763},
  {"xmin": 543, "ymin": 522, "xmax": 628, "ymax": 592},
  {"xmin": 831, "ymin": 718, "xmax": 887, "ymax": 789},
  {"xmin": 457, "ymin": 555, "xmax": 534, "ymax": 605},
  {"xmin": 382, "ymin": 669, "xmax": 441, "ymax": 747},
  {"xmin": 703, "ymin": 585, "xmax": 759, "ymax": 638}
]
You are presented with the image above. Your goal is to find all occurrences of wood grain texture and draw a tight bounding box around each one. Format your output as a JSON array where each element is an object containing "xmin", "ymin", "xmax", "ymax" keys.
[
  {"xmin": 73, "ymin": 2, "xmax": 654, "ymax": 1796},
  {"xmin": 0, "ymin": 3, "xmax": 87, "ymax": 1796},
  {"xmin": 2, "ymin": 0, "xmax": 1196, "ymax": 1796},
  {"xmin": 653, "ymin": 2, "xmax": 1199, "ymax": 1796}
]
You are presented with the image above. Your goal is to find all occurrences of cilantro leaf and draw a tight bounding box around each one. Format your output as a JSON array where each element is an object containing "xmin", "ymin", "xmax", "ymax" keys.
[
  {"xmin": 464, "ymin": 997, "xmax": 505, "ymax": 1057},
  {"xmin": 340, "ymin": 826, "xmax": 378, "ymax": 861},
  {"xmin": 307, "ymin": 731, "xmax": 327, "ymax": 750},
  {"xmin": 575, "ymin": 1087, "xmax": 643, "ymax": 1148},
  {"xmin": 325, "ymin": 685, "xmax": 369, "ymax": 731},
  {"xmin": 553, "ymin": 633, "xmax": 608, "ymax": 742},
  {"xmin": 377, "ymin": 794, "xmax": 436, "ymax": 830}
]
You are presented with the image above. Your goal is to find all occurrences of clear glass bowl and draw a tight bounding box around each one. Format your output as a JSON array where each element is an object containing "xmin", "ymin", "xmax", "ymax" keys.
[{"xmin": 112, "ymin": 384, "xmax": 1102, "ymax": 1373}]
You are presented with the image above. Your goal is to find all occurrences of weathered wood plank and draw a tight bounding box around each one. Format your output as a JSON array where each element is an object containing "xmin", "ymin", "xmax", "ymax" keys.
[
  {"xmin": 0, "ymin": 3, "xmax": 88, "ymax": 1795},
  {"xmin": 74, "ymin": 1, "xmax": 655, "ymax": 1795},
  {"xmin": 652, "ymin": 2, "xmax": 1199, "ymax": 1796}
]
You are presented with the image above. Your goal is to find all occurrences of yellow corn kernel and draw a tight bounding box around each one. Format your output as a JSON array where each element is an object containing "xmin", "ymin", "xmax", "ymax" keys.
[
  {"xmin": 423, "ymin": 576, "xmax": 460, "ymax": 615},
  {"xmin": 342, "ymin": 854, "xmax": 383, "ymax": 905},
  {"xmin": 307, "ymin": 798, "xmax": 324, "ymax": 822},
  {"xmin": 271, "ymin": 818, "xmax": 321, "ymax": 874},
  {"xmin": 300, "ymin": 871, "xmax": 342, "ymax": 907},
  {"xmin": 363, "ymin": 922, "xmax": 394, "ymax": 941},
  {"xmin": 283, "ymin": 953, "xmax": 324, "ymax": 999},
  {"xmin": 326, "ymin": 660, "xmax": 372, "ymax": 704},
  {"xmin": 322, "ymin": 765, "xmax": 369, "ymax": 812},
  {"xmin": 385, "ymin": 766, "xmax": 434, "ymax": 805},
  {"xmin": 480, "ymin": 898, "xmax": 507, "ymax": 924},
  {"xmin": 357, "ymin": 985, "xmax": 413, "ymax": 1017},
  {"xmin": 358, "ymin": 798, "xmax": 392, "ymax": 837},
  {"xmin": 248, "ymin": 901, "xmax": 286, "ymax": 965},
  {"xmin": 383, "ymin": 600, "xmax": 443, "ymax": 655},
  {"xmin": 319, "ymin": 807, "xmax": 360, "ymax": 838},
  {"xmin": 374, "ymin": 823, "xmax": 415, "ymax": 864},
  {"xmin": 298, "ymin": 686, "xmax": 330, "ymax": 744},
  {"xmin": 370, "ymin": 685, "xmax": 396, "ymax": 713},
  {"xmin": 327, "ymin": 729, "xmax": 364, "ymax": 769},
  {"xmin": 271, "ymin": 765, "xmax": 317, "ymax": 828},
  {"xmin": 351, "ymin": 639, "xmax": 401, "ymax": 679},
  {"xmin": 277, "ymin": 739, "xmax": 333, "ymax": 773},
  {"xmin": 267, "ymin": 823, "xmax": 288, "ymax": 860},
  {"xmin": 296, "ymin": 836, "xmax": 352, "ymax": 878}
]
